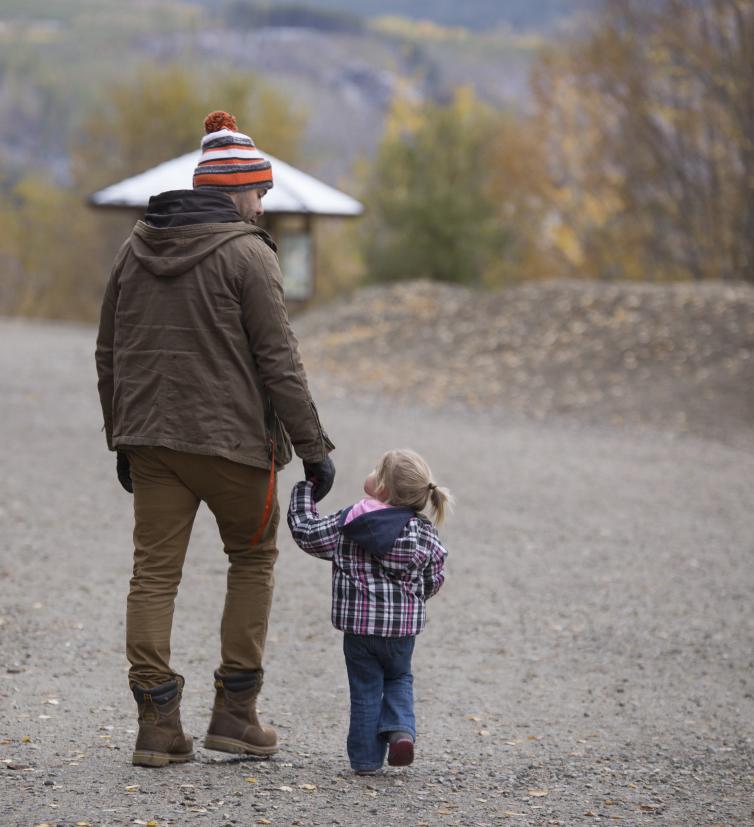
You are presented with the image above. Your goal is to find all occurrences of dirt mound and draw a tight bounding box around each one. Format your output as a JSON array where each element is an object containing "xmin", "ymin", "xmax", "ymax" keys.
[{"xmin": 295, "ymin": 279, "xmax": 754, "ymax": 446}]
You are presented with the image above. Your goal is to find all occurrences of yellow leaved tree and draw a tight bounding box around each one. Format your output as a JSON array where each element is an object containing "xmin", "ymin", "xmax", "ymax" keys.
[{"xmin": 531, "ymin": 0, "xmax": 754, "ymax": 282}]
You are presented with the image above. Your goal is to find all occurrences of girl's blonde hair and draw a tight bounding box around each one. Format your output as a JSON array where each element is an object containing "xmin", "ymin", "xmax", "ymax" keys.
[{"xmin": 374, "ymin": 449, "xmax": 453, "ymax": 526}]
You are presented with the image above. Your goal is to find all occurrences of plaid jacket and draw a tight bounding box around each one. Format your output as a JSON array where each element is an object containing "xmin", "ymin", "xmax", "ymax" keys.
[{"xmin": 287, "ymin": 481, "xmax": 448, "ymax": 637}]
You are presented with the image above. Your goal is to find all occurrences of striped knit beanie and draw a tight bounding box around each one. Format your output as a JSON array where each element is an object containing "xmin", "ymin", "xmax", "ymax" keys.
[{"xmin": 192, "ymin": 111, "xmax": 273, "ymax": 192}]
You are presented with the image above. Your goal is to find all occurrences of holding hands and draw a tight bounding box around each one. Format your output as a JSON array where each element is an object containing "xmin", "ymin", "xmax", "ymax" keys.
[{"xmin": 303, "ymin": 456, "xmax": 336, "ymax": 501}]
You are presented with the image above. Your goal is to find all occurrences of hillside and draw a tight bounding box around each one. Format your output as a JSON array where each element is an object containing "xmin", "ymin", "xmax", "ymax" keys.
[
  {"xmin": 295, "ymin": 280, "xmax": 754, "ymax": 449},
  {"xmin": 0, "ymin": 1, "xmax": 549, "ymax": 186}
]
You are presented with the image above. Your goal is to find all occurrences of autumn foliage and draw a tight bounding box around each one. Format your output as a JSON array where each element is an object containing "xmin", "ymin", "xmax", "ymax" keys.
[
  {"xmin": 532, "ymin": 0, "xmax": 753, "ymax": 282},
  {"xmin": 361, "ymin": 0, "xmax": 753, "ymax": 285}
]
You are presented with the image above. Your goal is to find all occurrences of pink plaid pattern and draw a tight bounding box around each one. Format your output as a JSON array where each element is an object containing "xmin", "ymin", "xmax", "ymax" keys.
[{"xmin": 288, "ymin": 481, "xmax": 447, "ymax": 637}]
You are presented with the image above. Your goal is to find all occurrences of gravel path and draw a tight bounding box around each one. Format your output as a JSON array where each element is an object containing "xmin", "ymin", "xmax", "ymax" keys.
[{"xmin": 1, "ymin": 318, "xmax": 752, "ymax": 827}]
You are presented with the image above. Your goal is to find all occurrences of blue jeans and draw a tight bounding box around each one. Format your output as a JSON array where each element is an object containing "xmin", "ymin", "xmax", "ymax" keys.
[{"xmin": 342, "ymin": 633, "xmax": 416, "ymax": 771}]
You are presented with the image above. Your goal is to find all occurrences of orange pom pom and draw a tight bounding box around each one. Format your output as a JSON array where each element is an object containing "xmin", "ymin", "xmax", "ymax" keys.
[{"xmin": 204, "ymin": 110, "xmax": 238, "ymax": 134}]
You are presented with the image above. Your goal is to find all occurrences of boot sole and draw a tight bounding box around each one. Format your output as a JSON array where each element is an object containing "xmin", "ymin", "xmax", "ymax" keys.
[
  {"xmin": 203, "ymin": 734, "xmax": 278, "ymax": 756},
  {"xmin": 132, "ymin": 749, "xmax": 194, "ymax": 767}
]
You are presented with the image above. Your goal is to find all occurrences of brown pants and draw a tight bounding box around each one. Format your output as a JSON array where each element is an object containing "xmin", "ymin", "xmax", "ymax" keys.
[{"xmin": 125, "ymin": 447, "xmax": 279, "ymax": 688}]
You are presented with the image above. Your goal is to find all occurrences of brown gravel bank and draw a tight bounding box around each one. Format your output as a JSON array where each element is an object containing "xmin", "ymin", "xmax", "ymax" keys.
[{"xmin": 296, "ymin": 279, "xmax": 754, "ymax": 449}]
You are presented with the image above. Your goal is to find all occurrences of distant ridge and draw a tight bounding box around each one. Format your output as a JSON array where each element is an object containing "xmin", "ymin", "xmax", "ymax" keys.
[{"xmin": 203, "ymin": 0, "xmax": 598, "ymax": 32}]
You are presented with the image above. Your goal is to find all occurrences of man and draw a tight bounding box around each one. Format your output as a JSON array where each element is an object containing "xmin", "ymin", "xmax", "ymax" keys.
[{"xmin": 95, "ymin": 111, "xmax": 335, "ymax": 767}]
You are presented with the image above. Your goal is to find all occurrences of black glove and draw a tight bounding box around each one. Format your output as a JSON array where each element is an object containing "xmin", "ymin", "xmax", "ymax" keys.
[
  {"xmin": 116, "ymin": 450, "xmax": 133, "ymax": 494},
  {"xmin": 303, "ymin": 456, "xmax": 335, "ymax": 502}
]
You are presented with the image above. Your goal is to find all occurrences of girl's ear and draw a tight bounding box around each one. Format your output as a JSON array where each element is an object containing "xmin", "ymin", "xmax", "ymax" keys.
[{"xmin": 374, "ymin": 483, "xmax": 389, "ymax": 502}]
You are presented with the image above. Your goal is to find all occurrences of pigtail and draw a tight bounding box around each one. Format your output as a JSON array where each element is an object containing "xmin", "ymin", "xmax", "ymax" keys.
[{"xmin": 427, "ymin": 483, "xmax": 454, "ymax": 526}]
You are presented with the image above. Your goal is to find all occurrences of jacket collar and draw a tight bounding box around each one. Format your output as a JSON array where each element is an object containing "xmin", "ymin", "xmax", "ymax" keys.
[{"xmin": 144, "ymin": 189, "xmax": 241, "ymax": 228}]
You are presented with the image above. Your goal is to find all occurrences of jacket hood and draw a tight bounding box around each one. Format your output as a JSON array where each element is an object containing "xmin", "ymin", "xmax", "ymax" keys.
[
  {"xmin": 339, "ymin": 506, "xmax": 416, "ymax": 557},
  {"xmin": 129, "ymin": 189, "xmax": 275, "ymax": 278},
  {"xmin": 145, "ymin": 189, "xmax": 241, "ymax": 227}
]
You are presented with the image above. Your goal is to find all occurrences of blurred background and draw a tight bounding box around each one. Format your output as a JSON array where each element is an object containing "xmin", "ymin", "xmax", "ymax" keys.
[{"xmin": 0, "ymin": 0, "xmax": 752, "ymax": 443}]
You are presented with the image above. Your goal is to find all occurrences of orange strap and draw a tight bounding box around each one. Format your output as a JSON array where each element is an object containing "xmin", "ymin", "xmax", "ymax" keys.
[{"xmin": 250, "ymin": 439, "xmax": 276, "ymax": 546}]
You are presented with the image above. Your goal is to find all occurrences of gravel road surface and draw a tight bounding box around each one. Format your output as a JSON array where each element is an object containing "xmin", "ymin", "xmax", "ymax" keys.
[{"xmin": 1, "ymin": 318, "xmax": 752, "ymax": 827}]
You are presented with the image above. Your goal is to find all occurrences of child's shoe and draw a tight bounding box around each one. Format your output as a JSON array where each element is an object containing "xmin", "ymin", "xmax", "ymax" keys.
[{"xmin": 387, "ymin": 731, "xmax": 414, "ymax": 766}]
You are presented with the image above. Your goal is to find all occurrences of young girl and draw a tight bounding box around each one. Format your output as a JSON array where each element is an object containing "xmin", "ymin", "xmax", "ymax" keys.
[{"xmin": 287, "ymin": 448, "xmax": 451, "ymax": 774}]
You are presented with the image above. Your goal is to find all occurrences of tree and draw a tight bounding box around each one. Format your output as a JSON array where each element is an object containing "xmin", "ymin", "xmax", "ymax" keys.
[
  {"xmin": 0, "ymin": 175, "xmax": 105, "ymax": 319},
  {"xmin": 72, "ymin": 62, "xmax": 305, "ymax": 192},
  {"xmin": 532, "ymin": 0, "xmax": 754, "ymax": 282},
  {"xmin": 359, "ymin": 89, "xmax": 515, "ymax": 285}
]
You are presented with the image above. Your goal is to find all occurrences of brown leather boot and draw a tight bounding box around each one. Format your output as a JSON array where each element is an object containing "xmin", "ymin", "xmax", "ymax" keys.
[
  {"xmin": 131, "ymin": 676, "xmax": 194, "ymax": 767},
  {"xmin": 203, "ymin": 670, "xmax": 278, "ymax": 756}
]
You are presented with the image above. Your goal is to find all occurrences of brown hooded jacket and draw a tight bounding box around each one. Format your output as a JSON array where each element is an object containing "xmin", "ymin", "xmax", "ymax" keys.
[{"xmin": 95, "ymin": 189, "xmax": 333, "ymax": 470}]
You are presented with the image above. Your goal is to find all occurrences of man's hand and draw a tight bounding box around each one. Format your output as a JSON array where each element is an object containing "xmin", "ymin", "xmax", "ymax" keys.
[
  {"xmin": 303, "ymin": 456, "xmax": 335, "ymax": 502},
  {"xmin": 116, "ymin": 450, "xmax": 133, "ymax": 494}
]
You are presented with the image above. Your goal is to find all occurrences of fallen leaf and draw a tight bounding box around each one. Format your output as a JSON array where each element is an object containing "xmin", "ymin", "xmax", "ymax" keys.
[
  {"xmin": 299, "ymin": 783, "xmax": 316, "ymax": 790},
  {"xmin": 528, "ymin": 789, "xmax": 549, "ymax": 797},
  {"xmin": 147, "ymin": 821, "xmax": 159, "ymax": 826},
  {"xmin": 245, "ymin": 776, "xmax": 257, "ymax": 784},
  {"xmin": 503, "ymin": 812, "xmax": 527, "ymax": 818},
  {"xmin": 125, "ymin": 784, "xmax": 140, "ymax": 792},
  {"xmin": 22, "ymin": 736, "xmax": 31, "ymax": 743},
  {"xmin": 467, "ymin": 715, "xmax": 481, "ymax": 721},
  {"xmin": 256, "ymin": 820, "xmax": 272, "ymax": 825}
]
